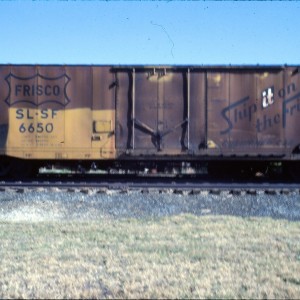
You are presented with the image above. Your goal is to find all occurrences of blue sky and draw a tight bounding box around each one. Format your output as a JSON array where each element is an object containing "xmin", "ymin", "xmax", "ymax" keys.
[{"xmin": 0, "ymin": 1, "xmax": 299, "ymax": 65}]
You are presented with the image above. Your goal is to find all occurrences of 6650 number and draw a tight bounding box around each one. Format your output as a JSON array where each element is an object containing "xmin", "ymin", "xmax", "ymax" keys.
[{"xmin": 19, "ymin": 123, "xmax": 54, "ymax": 133}]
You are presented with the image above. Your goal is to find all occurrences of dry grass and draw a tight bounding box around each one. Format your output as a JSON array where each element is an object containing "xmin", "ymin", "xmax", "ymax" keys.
[{"xmin": 0, "ymin": 215, "xmax": 300, "ymax": 299}]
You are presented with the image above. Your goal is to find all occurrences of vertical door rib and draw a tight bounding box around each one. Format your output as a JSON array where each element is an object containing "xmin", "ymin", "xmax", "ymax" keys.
[
  {"xmin": 132, "ymin": 68, "xmax": 135, "ymax": 149},
  {"xmin": 187, "ymin": 68, "xmax": 190, "ymax": 150}
]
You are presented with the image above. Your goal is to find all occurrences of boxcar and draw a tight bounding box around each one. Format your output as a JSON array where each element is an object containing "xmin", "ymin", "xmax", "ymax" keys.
[{"xmin": 0, "ymin": 65, "xmax": 299, "ymax": 177}]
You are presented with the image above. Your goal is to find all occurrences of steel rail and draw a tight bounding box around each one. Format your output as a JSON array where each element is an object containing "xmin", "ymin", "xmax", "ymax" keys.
[{"xmin": 0, "ymin": 177, "xmax": 300, "ymax": 193}]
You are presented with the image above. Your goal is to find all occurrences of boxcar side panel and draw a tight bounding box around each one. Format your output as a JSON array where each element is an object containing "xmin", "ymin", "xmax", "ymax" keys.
[
  {"xmin": 91, "ymin": 67, "xmax": 116, "ymax": 158},
  {"xmin": 189, "ymin": 71, "xmax": 206, "ymax": 153},
  {"xmin": 1, "ymin": 65, "xmax": 117, "ymax": 160},
  {"xmin": 283, "ymin": 67, "xmax": 300, "ymax": 153},
  {"xmin": 0, "ymin": 66, "xmax": 10, "ymax": 154},
  {"xmin": 206, "ymin": 71, "xmax": 230, "ymax": 154}
]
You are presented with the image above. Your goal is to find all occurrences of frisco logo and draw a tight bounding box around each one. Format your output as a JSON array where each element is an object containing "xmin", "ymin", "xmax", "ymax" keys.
[{"xmin": 4, "ymin": 73, "xmax": 71, "ymax": 107}]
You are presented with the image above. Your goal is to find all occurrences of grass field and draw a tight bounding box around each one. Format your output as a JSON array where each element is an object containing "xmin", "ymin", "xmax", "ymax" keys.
[{"xmin": 0, "ymin": 214, "xmax": 300, "ymax": 299}]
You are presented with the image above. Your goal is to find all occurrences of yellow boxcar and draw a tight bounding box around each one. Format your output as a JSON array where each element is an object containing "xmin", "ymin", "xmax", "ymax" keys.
[{"xmin": 0, "ymin": 65, "xmax": 116, "ymax": 161}]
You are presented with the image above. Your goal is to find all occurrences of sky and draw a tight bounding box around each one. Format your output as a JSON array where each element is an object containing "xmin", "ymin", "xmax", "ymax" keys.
[{"xmin": 0, "ymin": 1, "xmax": 299, "ymax": 66}]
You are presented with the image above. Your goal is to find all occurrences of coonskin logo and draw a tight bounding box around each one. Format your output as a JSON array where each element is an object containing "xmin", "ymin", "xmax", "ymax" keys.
[{"xmin": 4, "ymin": 73, "xmax": 71, "ymax": 107}]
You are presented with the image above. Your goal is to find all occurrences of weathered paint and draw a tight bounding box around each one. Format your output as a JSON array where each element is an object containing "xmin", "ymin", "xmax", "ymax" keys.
[
  {"xmin": 0, "ymin": 65, "xmax": 300, "ymax": 160},
  {"xmin": 0, "ymin": 65, "xmax": 116, "ymax": 160}
]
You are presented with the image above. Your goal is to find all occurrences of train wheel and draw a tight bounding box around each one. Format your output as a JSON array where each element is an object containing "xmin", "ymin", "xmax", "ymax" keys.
[
  {"xmin": 208, "ymin": 162, "xmax": 233, "ymax": 180},
  {"xmin": 0, "ymin": 157, "xmax": 12, "ymax": 177},
  {"xmin": 9, "ymin": 159, "xmax": 38, "ymax": 179},
  {"xmin": 250, "ymin": 164, "xmax": 269, "ymax": 179},
  {"xmin": 288, "ymin": 163, "xmax": 300, "ymax": 181}
]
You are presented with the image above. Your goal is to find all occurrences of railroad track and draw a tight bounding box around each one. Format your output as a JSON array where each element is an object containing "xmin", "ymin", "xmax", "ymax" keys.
[{"xmin": 1, "ymin": 175, "xmax": 300, "ymax": 195}]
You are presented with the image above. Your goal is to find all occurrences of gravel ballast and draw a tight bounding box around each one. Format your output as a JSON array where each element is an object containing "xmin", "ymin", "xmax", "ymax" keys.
[{"xmin": 0, "ymin": 189, "xmax": 300, "ymax": 222}]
